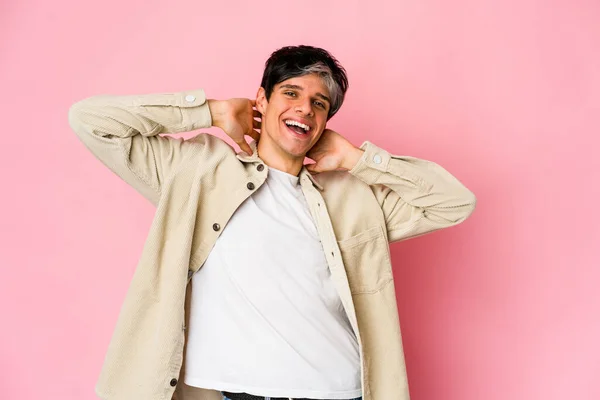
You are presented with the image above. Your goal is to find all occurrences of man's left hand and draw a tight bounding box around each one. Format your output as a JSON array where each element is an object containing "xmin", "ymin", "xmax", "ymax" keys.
[{"xmin": 305, "ymin": 129, "xmax": 364, "ymax": 173}]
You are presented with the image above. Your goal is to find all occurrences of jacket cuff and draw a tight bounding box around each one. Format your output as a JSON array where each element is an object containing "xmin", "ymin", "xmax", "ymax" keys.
[
  {"xmin": 348, "ymin": 141, "xmax": 391, "ymax": 184},
  {"xmin": 178, "ymin": 90, "xmax": 212, "ymax": 131}
]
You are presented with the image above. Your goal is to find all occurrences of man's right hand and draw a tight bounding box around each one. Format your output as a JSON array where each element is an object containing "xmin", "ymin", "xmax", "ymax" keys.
[{"xmin": 208, "ymin": 99, "xmax": 261, "ymax": 155}]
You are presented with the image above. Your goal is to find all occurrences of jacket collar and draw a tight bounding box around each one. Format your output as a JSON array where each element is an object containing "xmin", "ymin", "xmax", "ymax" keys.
[{"xmin": 236, "ymin": 140, "xmax": 324, "ymax": 191}]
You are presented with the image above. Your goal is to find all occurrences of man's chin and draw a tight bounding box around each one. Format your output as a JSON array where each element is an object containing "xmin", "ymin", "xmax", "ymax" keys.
[{"xmin": 285, "ymin": 149, "xmax": 309, "ymax": 160}]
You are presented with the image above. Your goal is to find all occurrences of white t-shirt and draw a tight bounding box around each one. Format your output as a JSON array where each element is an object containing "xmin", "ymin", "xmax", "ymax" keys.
[{"xmin": 184, "ymin": 167, "xmax": 361, "ymax": 399}]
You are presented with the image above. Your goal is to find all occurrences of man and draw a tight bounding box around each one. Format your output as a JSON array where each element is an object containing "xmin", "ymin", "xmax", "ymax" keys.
[{"xmin": 68, "ymin": 45, "xmax": 476, "ymax": 400}]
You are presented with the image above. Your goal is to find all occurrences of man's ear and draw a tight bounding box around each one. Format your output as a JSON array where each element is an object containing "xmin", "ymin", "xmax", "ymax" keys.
[{"xmin": 256, "ymin": 87, "xmax": 268, "ymax": 115}]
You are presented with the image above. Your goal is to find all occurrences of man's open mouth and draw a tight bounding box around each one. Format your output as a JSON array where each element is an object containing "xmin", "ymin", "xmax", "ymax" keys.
[{"xmin": 284, "ymin": 119, "xmax": 311, "ymax": 135}]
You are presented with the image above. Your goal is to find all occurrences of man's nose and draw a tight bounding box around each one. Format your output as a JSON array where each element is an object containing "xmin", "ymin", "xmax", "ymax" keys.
[{"xmin": 295, "ymin": 99, "xmax": 314, "ymax": 116}]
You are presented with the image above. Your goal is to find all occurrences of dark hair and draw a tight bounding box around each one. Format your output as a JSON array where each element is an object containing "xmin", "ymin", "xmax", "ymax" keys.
[{"xmin": 260, "ymin": 45, "xmax": 349, "ymax": 119}]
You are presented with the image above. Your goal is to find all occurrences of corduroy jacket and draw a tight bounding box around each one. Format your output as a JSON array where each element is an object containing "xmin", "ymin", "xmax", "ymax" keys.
[{"xmin": 68, "ymin": 88, "xmax": 476, "ymax": 400}]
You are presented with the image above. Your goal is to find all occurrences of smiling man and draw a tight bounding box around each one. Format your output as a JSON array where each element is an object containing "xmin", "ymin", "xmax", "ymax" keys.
[{"xmin": 68, "ymin": 45, "xmax": 476, "ymax": 400}]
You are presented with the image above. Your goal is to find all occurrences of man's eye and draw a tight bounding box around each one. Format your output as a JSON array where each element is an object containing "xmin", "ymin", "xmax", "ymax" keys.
[
  {"xmin": 284, "ymin": 91, "xmax": 296, "ymax": 97},
  {"xmin": 314, "ymin": 101, "xmax": 325, "ymax": 108}
]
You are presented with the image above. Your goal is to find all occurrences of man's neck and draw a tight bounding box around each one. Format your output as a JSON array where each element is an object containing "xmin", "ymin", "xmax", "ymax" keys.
[{"xmin": 256, "ymin": 139, "xmax": 304, "ymax": 176}]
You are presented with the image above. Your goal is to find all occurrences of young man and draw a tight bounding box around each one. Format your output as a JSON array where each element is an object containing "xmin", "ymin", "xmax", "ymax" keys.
[{"xmin": 68, "ymin": 45, "xmax": 476, "ymax": 400}]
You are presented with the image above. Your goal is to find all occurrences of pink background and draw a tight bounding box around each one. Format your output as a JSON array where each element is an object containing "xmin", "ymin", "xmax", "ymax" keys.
[{"xmin": 1, "ymin": 0, "xmax": 599, "ymax": 399}]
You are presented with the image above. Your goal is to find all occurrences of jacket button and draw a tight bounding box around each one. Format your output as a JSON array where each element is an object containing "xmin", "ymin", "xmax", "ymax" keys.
[
  {"xmin": 257, "ymin": 164, "xmax": 264, "ymax": 171},
  {"xmin": 170, "ymin": 378, "xmax": 178, "ymax": 387},
  {"xmin": 247, "ymin": 182, "xmax": 255, "ymax": 190},
  {"xmin": 212, "ymin": 223, "xmax": 220, "ymax": 231}
]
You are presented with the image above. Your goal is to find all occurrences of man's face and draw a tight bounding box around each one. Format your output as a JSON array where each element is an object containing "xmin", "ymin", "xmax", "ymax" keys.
[{"xmin": 256, "ymin": 73, "xmax": 331, "ymax": 160}]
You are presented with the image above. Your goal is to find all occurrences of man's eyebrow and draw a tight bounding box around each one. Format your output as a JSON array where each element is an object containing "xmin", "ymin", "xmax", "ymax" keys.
[
  {"xmin": 279, "ymin": 84, "xmax": 331, "ymax": 104},
  {"xmin": 280, "ymin": 84, "xmax": 303, "ymax": 91},
  {"xmin": 315, "ymin": 92, "xmax": 331, "ymax": 103}
]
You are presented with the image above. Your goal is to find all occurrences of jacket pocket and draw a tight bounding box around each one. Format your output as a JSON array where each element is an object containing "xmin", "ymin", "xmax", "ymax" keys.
[{"xmin": 337, "ymin": 225, "xmax": 393, "ymax": 294}]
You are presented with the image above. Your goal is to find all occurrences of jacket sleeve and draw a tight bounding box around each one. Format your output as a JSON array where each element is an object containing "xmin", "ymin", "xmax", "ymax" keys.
[
  {"xmin": 348, "ymin": 141, "xmax": 477, "ymax": 243},
  {"xmin": 68, "ymin": 89, "xmax": 212, "ymax": 205}
]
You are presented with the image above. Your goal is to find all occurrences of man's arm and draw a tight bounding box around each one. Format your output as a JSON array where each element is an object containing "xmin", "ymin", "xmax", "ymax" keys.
[
  {"xmin": 348, "ymin": 141, "xmax": 476, "ymax": 243},
  {"xmin": 68, "ymin": 90, "xmax": 259, "ymax": 205},
  {"xmin": 306, "ymin": 129, "xmax": 476, "ymax": 243}
]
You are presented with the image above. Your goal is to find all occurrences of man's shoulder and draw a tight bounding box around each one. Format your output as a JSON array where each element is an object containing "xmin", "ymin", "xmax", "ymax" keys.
[
  {"xmin": 311, "ymin": 169, "xmax": 368, "ymax": 191},
  {"xmin": 312, "ymin": 170, "xmax": 380, "ymax": 216},
  {"xmin": 183, "ymin": 133, "xmax": 239, "ymax": 160},
  {"xmin": 187, "ymin": 132, "xmax": 234, "ymax": 150}
]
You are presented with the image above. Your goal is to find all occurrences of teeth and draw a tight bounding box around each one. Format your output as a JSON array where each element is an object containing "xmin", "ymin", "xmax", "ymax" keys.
[{"xmin": 285, "ymin": 120, "xmax": 310, "ymax": 132}]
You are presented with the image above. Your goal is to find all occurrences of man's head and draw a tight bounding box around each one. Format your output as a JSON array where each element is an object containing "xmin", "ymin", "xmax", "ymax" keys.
[
  {"xmin": 259, "ymin": 45, "xmax": 348, "ymax": 120},
  {"xmin": 255, "ymin": 45, "xmax": 348, "ymax": 167}
]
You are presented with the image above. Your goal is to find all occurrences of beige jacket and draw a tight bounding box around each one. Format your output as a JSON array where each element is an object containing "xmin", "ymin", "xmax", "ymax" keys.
[{"xmin": 68, "ymin": 89, "xmax": 476, "ymax": 400}]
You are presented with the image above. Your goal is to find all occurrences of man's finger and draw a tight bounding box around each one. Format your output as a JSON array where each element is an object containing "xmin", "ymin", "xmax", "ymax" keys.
[
  {"xmin": 247, "ymin": 130, "xmax": 260, "ymax": 142},
  {"xmin": 306, "ymin": 163, "xmax": 319, "ymax": 173},
  {"xmin": 237, "ymin": 139, "xmax": 252, "ymax": 155}
]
